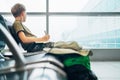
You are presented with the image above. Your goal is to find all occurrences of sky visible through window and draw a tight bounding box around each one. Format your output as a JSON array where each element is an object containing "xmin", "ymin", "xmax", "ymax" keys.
[{"xmin": 0, "ymin": 0, "xmax": 46, "ymax": 12}]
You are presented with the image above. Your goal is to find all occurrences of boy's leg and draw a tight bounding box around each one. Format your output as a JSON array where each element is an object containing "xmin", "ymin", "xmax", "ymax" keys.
[{"xmin": 54, "ymin": 41, "xmax": 82, "ymax": 51}]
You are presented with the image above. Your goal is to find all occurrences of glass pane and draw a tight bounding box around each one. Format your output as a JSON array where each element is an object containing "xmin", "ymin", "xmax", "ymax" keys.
[
  {"xmin": 3, "ymin": 15, "xmax": 46, "ymax": 37},
  {"xmin": 0, "ymin": 0, "xmax": 46, "ymax": 12},
  {"xmin": 50, "ymin": 0, "xmax": 120, "ymax": 12},
  {"xmin": 49, "ymin": 16, "xmax": 120, "ymax": 49},
  {"xmin": 49, "ymin": 0, "xmax": 89, "ymax": 12},
  {"xmin": 24, "ymin": 16, "xmax": 46, "ymax": 37}
]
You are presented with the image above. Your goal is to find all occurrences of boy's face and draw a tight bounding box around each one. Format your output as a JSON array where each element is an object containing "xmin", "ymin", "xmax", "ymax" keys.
[{"xmin": 21, "ymin": 11, "xmax": 26, "ymax": 22}]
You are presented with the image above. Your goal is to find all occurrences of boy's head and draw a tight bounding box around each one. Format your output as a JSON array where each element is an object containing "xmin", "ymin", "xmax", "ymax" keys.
[{"xmin": 11, "ymin": 3, "xmax": 26, "ymax": 21}]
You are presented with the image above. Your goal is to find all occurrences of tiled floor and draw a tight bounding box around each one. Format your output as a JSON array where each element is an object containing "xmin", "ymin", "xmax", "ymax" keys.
[{"xmin": 91, "ymin": 61, "xmax": 120, "ymax": 80}]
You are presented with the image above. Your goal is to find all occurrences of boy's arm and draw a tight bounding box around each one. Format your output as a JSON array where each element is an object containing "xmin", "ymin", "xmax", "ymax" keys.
[{"xmin": 18, "ymin": 31, "xmax": 50, "ymax": 43}]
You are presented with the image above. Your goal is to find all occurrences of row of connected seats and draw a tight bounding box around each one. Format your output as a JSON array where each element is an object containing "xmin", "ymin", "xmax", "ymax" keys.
[{"xmin": 0, "ymin": 15, "xmax": 67, "ymax": 80}]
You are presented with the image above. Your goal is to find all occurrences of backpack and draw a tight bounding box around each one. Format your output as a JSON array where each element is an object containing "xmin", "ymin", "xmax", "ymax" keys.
[
  {"xmin": 48, "ymin": 53, "xmax": 98, "ymax": 80},
  {"xmin": 64, "ymin": 64, "xmax": 98, "ymax": 80}
]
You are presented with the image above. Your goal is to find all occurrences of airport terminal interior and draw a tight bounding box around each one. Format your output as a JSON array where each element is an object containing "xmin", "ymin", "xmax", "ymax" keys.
[{"xmin": 0, "ymin": 0, "xmax": 120, "ymax": 80}]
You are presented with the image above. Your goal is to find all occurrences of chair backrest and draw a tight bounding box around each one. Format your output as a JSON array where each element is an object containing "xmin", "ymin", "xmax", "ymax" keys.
[
  {"xmin": 0, "ymin": 15, "xmax": 29, "ymax": 52},
  {"xmin": 0, "ymin": 15, "xmax": 6, "ymax": 50},
  {"xmin": 0, "ymin": 15, "xmax": 43, "ymax": 52},
  {"xmin": 5, "ymin": 20, "xmax": 20, "ymax": 44},
  {"xmin": 0, "ymin": 15, "xmax": 21, "ymax": 45},
  {"xmin": 0, "ymin": 15, "xmax": 25, "ymax": 52}
]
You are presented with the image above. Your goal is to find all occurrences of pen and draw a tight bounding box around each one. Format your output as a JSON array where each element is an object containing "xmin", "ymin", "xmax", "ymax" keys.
[{"xmin": 44, "ymin": 30, "xmax": 47, "ymax": 35}]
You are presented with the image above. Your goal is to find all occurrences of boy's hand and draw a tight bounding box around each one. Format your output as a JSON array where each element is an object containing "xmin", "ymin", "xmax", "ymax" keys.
[{"xmin": 41, "ymin": 34, "xmax": 50, "ymax": 42}]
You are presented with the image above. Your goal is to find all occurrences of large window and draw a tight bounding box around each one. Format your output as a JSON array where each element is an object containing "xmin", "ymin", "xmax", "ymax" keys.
[{"xmin": 1, "ymin": 0, "xmax": 120, "ymax": 49}]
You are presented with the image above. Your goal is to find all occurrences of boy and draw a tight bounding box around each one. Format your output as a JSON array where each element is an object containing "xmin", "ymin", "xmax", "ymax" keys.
[
  {"xmin": 11, "ymin": 3, "xmax": 50, "ymax": 43},
  {"xmin": 11, "ymin": 3, "xmax": 52, "ymax": 52}
]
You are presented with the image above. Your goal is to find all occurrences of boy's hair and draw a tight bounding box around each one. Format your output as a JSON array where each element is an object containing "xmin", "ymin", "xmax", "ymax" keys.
[{"xmin": 11, "ymin": 3, "xmax": 26, "ymax": 17}]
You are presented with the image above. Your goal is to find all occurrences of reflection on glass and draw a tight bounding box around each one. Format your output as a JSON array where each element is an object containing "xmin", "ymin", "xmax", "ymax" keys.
[
  {"xmin": 49, "ymin": 0, "xmax": 120, "ymax": 12},
  {"xmin": 49, "ymin": 16, "xmax": 120, "ymax": 48}
]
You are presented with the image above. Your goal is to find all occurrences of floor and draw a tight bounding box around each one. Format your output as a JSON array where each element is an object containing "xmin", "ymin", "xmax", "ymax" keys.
[{"xmin": 91, "ymin": 61, "xmax": 120, "ymax": 80}]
